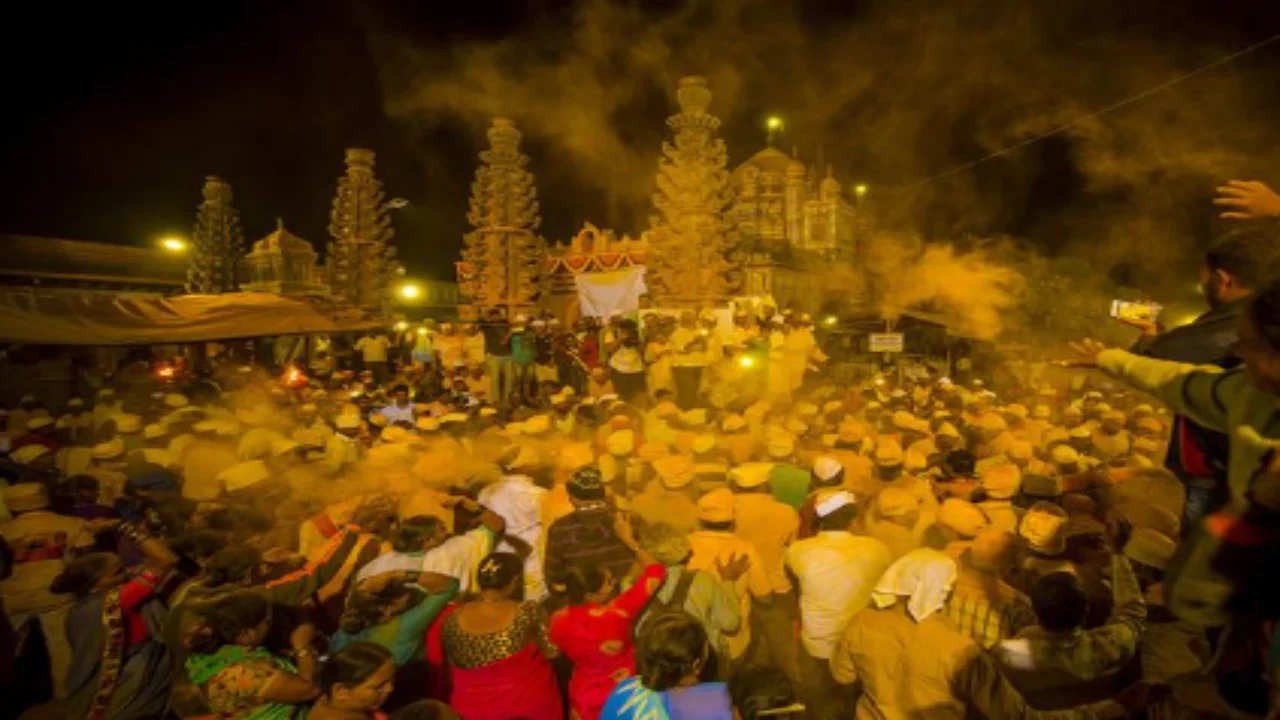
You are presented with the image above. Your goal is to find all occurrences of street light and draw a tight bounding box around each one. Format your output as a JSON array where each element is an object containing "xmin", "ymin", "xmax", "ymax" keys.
[
  {"xmin": 397, "ymin": 282, "xmax": 422, "ymax": 301},
  {"xmin": 766, "ymin": 116, "xmax": 783, "ymax": 131},
  {"xmin": 854, "ymin": 184, "xmax": 869, "ymax": 198},
  {"xmin": 159, "ymin": 236, "xmax": 188, "ymax": 253},
  {"xmin": 823, "ymin": 315, "xmax": 839, "ymax": 327}
]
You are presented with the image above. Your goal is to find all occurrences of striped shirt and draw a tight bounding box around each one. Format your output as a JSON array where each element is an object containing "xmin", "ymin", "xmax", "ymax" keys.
[
  {"xmin": 544, "ymin": 505, "xmax": 636, "ymax": 593},
  {"xmin": 943, "ymin": 569, "xmax": 1037, "ymax": 649}
]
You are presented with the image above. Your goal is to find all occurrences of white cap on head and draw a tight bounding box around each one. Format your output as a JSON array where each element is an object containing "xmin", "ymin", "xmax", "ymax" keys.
[
  {"xmin": 813, "ymin": 456, "xmax": 844, "ymax": 482},
  {"xmin": 815, "ymin": 490, "xmax": 856, "ymax": 518}
]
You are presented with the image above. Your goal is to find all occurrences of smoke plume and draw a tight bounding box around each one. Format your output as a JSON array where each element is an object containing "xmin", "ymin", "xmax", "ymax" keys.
[{"xmin": 365, "ymin": 0, "xmax": 1279, "ymax": 317}]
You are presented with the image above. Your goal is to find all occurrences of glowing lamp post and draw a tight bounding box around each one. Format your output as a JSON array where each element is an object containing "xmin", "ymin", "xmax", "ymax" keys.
[
  {"xmin": 159, "ymin": 236, "xmax": 188, "ymax": 253},
  {"xmin": 397, "ymin": 282, "xmax": 422, "ymax": 302},
  {"xmin": 766, "ymin": 115, "xmax": 784, "ymax": 146}
]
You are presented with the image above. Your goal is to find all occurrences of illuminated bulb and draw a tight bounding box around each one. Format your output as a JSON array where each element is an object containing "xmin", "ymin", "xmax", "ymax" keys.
[
  {"xmin": 416, "ymin": 326, "xmax": 428, "ymax": 335},
  {"xmin": 159, "ymin": 237, "xmax": 187, "ymax": 252},
  {"xmin": 854, "ymin": 184, "xmax": 869, "ymax": 198},
  {"xmin": 823, "ymin": 315, "xmax": 838, "ymax": 326},
  {"xmin": 738, "ymin": 355, "xmax": 756, "ymax": 369},
  {"xmin": 393, "ymin": 321, "xmax": 409, "ymax": 332},
  {"xmin": 398, "ymin": 283, "xmax": 422, "ymax": 300},
  {"xmin": 766, "ymin": 116, "xmax": 783, "ymax": 130}
]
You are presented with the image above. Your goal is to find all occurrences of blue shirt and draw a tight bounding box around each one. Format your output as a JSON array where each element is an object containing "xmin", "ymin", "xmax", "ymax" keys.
[{"xmin": 599, "ymin": 677, "xmax": 733, "ymax": 720}]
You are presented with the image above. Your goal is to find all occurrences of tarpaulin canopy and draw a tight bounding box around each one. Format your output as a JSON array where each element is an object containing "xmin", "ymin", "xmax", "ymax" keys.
[{"xmin": 0, "ymin": 289, "xmax": 383, "ymax": 346}]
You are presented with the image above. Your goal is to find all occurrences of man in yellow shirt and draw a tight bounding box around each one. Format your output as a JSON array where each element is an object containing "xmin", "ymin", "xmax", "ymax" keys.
[
  {"xmin": 686, "ymin": 488, "xmax": 772, "ymax": 663},
  {"xmin": 730, "ymin": 463, "xmax": 800, "ymax": 679}
]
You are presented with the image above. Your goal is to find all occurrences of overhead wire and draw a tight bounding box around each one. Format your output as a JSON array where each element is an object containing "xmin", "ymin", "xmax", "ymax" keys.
[{"xmin": 903, "ymin": 32, "xmax": 1280, "ymax": 189}]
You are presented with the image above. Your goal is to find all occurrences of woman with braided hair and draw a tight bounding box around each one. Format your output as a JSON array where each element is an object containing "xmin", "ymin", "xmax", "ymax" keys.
[
  {"xmin": 598, "ymin": 610, "xmax": 733, "ymax": 720},
  {"xmin": 440, "ymin": 552, "xmax": 561, "ymax": 720},
  {"xmin": 54, "ymin": 520, "xmax": 180, "ymax": 719}
]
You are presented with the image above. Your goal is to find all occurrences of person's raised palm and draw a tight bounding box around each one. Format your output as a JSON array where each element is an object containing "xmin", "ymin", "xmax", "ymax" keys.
[
  {"xmin": 1215, "ymin": 180, "xmax": 1280, "ymax": 220},
  {"xmin": 715, "ymin": 553, "xmax": 750, "ymax": 582},
  {"xmin": 1065, "ymin": 339, "xmax": 1110, "ymax": 368},
  {"xmin": 612, "ymin": 512, "xmax": 637, "ymax": 547}
]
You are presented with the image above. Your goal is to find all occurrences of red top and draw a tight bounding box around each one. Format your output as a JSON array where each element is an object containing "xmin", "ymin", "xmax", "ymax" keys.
[
  {"xmin": 119, "ymin": 571, "xmax": 160, "ymax": 648},
  {"xmin": 549, "ymin": 564, "xmax": 667, "ymax": 720}
]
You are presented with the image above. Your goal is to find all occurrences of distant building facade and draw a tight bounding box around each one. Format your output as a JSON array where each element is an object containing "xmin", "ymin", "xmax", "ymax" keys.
[
  {"xmin": 731, "ymin": 147, "xmax": 862, "ymax": 258},
  {"xmin": 730, "ymin": 146, "xmax": 872, "ymax": 312}
]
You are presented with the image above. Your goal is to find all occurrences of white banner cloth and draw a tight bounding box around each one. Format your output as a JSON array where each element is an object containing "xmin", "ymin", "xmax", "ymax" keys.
[{"xmin": 575, "ymin": 267, "xmax": 648, "ymax": 318}]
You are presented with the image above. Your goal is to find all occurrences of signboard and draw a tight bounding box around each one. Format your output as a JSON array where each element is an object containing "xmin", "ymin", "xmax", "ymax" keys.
[{"xmin": 868, "ymin": 333, "xmax": 905, "ymax": 353}]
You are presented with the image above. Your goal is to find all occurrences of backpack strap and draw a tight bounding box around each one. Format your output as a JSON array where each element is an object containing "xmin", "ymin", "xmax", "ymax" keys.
[{"xmin": 667, "ymin": 567, "xmax": 698, "ymax": 610}]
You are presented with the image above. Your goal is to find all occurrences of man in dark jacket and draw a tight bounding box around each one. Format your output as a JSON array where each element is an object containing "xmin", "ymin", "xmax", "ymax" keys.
[{"xmin": 1123, "ymin": 224, "xmax": 1280, "ymax": 531}]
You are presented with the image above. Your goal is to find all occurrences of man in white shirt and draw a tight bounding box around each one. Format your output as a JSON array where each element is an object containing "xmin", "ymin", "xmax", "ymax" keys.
[
  {"xmin": 669, "ymin": 311, "xmax": 709, "ymax": 409},
  {"xmin": 357, "ymin": 495, "xmax": 505, "ymax": 593},
  {"xmin": 786, "ymin": 490, "xmax": 892, "ymax": 720},
  {"xmin": 355, "ymin": 332, "xmax": 392, "ymax": 385},
  {"xmin": 378, "ymin": 384, "xmax": 416, "ymax": 426},
  {"xmin": 320, "ymin": 415, "xmax": 363, "ymax": 477},
  {"xmin": 478, "ymin": 444, "xmax": 549, "ymax": 600}
]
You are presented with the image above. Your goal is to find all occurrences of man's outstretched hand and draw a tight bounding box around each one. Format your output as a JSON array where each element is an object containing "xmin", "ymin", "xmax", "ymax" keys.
[
  {"xmin": 1215, "ymin": 180, "xmax": 1280, "ymax": 220},
  {"xmin": 1063, "ymin": 339, "xmax": 1111, "ymax": 369}
]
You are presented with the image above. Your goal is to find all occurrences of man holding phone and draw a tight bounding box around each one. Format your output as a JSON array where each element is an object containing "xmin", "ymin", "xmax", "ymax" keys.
[{"xmin": 1117, "ymin": 207, "xmax": 1280, "ymax": 532}]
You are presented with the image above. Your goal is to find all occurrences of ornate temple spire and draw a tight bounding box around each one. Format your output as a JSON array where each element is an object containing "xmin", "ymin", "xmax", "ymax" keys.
[
  {"xmin": 457, "ymin": 118, "xmax": 546, "ymax": 311},
  {"xmin": 325, "ymin": 148, "xmax": 402, "ymax": 315},
  {"xmin": 186, "ymin": 175, "xmax": 245, "ymax": 295},
  {"xmin": 645, "ymin": 76, "xmax": 741, "ymax": 304}
]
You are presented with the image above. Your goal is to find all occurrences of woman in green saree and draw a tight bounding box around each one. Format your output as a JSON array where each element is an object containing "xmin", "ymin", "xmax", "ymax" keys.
[{"xmin": 184, "ymin": 590, "xmax": 320, "ymax": 719}]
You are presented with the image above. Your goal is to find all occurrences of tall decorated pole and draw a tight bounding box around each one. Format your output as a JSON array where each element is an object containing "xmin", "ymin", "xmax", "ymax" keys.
[
  {"xmin": 326, "ymin": 148, "xmax": 402, "ymax": 316},
  {"xmin": 645, "ymin": 76, "xmax": 741, "ymax": 305},
  {"xmin": 456, "ymin": 118, "xmax": 546, "ymax": 316},
  {"xmin": 186, "ymin": 175, "xmax": 245, "ymax": 294}
]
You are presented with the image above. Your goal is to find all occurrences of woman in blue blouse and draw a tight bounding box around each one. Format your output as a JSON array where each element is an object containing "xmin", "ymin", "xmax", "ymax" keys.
[{"xmin": 599, "ymin": 611, "xmax": 733, "ymax": 720}]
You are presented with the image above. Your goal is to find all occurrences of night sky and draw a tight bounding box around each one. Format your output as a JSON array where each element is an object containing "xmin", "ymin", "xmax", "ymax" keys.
[{"xmin": 1, "ymin": 0, "xmax": 1277, "ymax": 290}]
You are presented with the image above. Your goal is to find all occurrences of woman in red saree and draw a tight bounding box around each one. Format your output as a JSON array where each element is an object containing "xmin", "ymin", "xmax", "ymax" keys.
[
  {"xmin": 549, "ymin": 516, "xmax": 665, "ymax": 720},
  {"xmin": 440, "ymin": 552, "xmax": 561, "ymax": 720}
]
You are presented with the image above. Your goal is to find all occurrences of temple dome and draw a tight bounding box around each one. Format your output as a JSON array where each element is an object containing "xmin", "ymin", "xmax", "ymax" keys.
[
  {"xmin": 736, "ymin": 147, "xmax": 795, "ymax": 175},
  {"xmin": 252, "ymin": 219, "xmax": 313, "ymax": 254}
]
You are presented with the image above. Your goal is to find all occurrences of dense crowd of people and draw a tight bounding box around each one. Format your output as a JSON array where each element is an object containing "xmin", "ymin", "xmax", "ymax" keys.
[
  {"xmin": 332, "ymin": 301, "xmax": 828, "ymax": 416},
  {"xmin": 0, "ymin": 181, "xmax": 1277, "ymax": 720}
]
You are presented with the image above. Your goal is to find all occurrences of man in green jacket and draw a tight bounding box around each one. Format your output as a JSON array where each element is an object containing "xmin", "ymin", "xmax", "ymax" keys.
[{"xmin": 1069, "ymin": 283, "xmax": 1280, "ymax": 628}]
